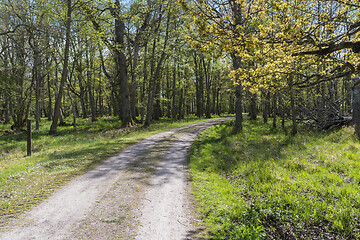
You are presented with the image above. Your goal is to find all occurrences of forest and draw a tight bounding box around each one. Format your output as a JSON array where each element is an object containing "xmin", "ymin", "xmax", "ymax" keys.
[
  {"xmin": 1, "ymin": 0, "xmax": 360, "ymax": 239},
  {"xmin": 0, "ymin": 0, "xmax": 359, "ymax": 134},
  {"xmin": 0, "ymin": 0, "xmax": 234, "ymax": 134}
]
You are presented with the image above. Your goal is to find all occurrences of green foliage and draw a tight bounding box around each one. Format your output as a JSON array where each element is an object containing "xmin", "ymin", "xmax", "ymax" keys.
[{"xmin": 190, "ymin": 119, "xmax": 360, "ymax": 239}]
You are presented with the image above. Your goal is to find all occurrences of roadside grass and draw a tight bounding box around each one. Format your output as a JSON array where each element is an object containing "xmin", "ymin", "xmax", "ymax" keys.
[
  {"xmin": 0, "ymin": 115, "xmax": 221, "ymax": 226},
  {"xmin": 190, "ymin": 119, "xmax": 360, "ymax": 239}
]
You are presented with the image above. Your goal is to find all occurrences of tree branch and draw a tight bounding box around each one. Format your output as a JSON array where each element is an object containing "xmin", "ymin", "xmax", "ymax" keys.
[{"xmin": 293, "ymin": 41, "xmax": 360, "ymax": 56}]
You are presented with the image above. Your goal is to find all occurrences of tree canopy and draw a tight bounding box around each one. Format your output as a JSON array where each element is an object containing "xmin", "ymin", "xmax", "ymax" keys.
[{"xmin": 0, "ymin": 0, "xmax": 359, "ymax": 135}]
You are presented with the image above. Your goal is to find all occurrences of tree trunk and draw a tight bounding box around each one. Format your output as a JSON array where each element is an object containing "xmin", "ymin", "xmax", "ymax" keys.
[
  {"xmin": 68, "ymin": 89, "xmax": 77, "ymax": 127},
  {"xmin": 111, "ymin": 90, "xmax": 119, "ymax": 117},
  {"xmin": 194, "ymin": 53, "xmax": 204, "ymax": 118},
  {"xmin": 49, "ymin": 0, "xmax": 71, "ymax": 135},
  {"xmin": 144, "ymin": 34, "xmax": 158, "ymax": 127},
  {"xmin": 165, "ymin": 67, "xmax": 171, "ymax": 118},
  {"xmin": 98, "ymin": 83, "xmax": 104, "ymax": 117},
  {"xmin": 2, "ymin": 49, "xmax": 10, "ymax": 124},
  {"xmin": 212, "ymin": 83, "xmax": 217, "ymax": 114},
  {"xmin": 153, "ymin": 75, "xmax": 161, "ymax": 120},
  {"xmin": 140, "ymin": 42, "xmax": 148, "ymax": 123},
  {"xmin": 4, "ymin": 94, "xmax": 10, "ymax": 124},
  {"xmin": 130, "ymin": 12, "xmax": 150, "ymax": 122},
  {"xmin": 279, "ymin": 93, "xmax": 285, "ymax": 130},
  {"xmin": 41, "ymin": 88, "xmax": 46, "ymax": 118},
  {"xmin": 145, "ymin": 49, "xmax": 167, "ymax": 126},
  {"xmin": 144, "ymin": 75, "xmax": 154, "ymax": 127},
  {"xmin": 353, "ymin": 76, "xmax": 360, "ymax": 138},
  {"xmin": 228, "ymin": 94, "xmax": 234, "ymax": 114},
  {"xmin": 203, "ymin": 58, "xmax": 211, "ymax": 118},
  {"xmin": 178, "ymin": 88, "xmax": 183, "ymax": 120},
  {"xmin": 272, "ymin": 92, "xmax": 277, "ymax": 128},
  {"xmin": 171, "ymin": 64, "xmax": 177, "ymax": 121},
  {"xmin": 144, "ymin": 7, "xmax": 171, "ymax": 127},
  {"xmin": 263, "ymin": 91, "xmax": 270, "ymax": 123},
  {"xmin": 0, "ymin": 102, "xmax": 3, "ymax": 123},
  {"xmin": 235, "ymin": 84, "xmax": 243, "ymax": 130},
  {"xmin": 345, "ymin": 73, "xmax": 352, "ymax": 115},
  {"xmin": 11, "ymin": 33, "xmax": 27, "ymax": 130},
  {"xmin": 232, "ymin": 56, "xmax": 243, "ymax": 130},
  {"xmin": 62, "ymin": 83, "xmax": 67, "ymax": 118},
  {"xmin": 230, "ymin": 0, "xmax": 243, "ymax": 130},
  {"xmin": 87, "ymin": 75, "xmax": 96, "ymax": 122},
  {"xmin": 86, "ymin": 45, "xmax": 97, "ymax": 122},
  {"xmin": 34, "ymin": 47, "xmax": 41, "ymax": 130},
  {"xmin": 249, "ymin": 92, "xmax": 257, "ymax": 120},
  {"xmin": 78, "ymin": 73, "xmax": 88, "ymax": 118},
  {"xmin": 54, "ymin": 62, "xmax": 64, "ymax": 125},
  {"xmin": 113, "ymin": 0, "xmax": 131, "ymax": 127},
  {"xmin": 290, "ymin": 75, "xmax": 297, "ymax": 135}
]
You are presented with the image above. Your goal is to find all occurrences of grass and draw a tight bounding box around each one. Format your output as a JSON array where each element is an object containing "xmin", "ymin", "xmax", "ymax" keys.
[
  {"xmin": 0, "ymin": 115, "xmax": 222, "ymax": 226},
  {"xmin": 190, "ymin": 118, "xmax": 360, "ymax": 239}
]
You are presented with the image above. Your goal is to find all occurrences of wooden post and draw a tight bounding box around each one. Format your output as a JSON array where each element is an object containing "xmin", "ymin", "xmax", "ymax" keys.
[{"xmin": 27, "ymin": 119, "xmax": 32, "ymax": 156}]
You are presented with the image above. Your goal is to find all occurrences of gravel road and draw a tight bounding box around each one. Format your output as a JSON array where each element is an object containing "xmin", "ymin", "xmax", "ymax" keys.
[{"xmin": 0, "ymin": 118, "xmax": 232, "ymax": 240}]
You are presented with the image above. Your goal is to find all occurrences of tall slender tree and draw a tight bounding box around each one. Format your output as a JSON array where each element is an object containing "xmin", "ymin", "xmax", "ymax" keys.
[{"xmin": 49, "ymin": 0, "xmax": 72, "ymax": 135}]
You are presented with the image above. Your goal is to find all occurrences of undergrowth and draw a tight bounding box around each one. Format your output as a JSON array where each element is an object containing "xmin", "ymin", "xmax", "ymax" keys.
[{"xmin": 190, "ymin": 119, "xmax": 360, "ymax": 239}]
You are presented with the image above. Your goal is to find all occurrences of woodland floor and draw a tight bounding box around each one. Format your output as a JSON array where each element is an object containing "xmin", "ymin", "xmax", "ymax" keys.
[{"xmin": 0, "ymin": 118, "xmax": 231, "ymax": 240}]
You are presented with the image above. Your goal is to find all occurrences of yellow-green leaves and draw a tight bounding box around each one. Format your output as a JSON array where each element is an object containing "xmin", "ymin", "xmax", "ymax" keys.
[{"xmin": 183, "ymin": 0, "xmax": 360, "ymax": 93}]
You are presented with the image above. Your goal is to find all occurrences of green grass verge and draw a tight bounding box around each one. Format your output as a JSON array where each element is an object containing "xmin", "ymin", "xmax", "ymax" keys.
[
  {"xmin": 0, "ymin": 115, "xmax": 223, "ymax": 226},
  {"xmin": 190, "ymin": 119, "xmax": 360, "ymax": 239}
]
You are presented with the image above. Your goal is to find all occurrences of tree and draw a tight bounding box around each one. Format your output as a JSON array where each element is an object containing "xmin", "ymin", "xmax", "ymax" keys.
[
  {"xmin": 144, "ymin": 1, "xmax": 174, "ymax": 127},
  {"xmin": 0, "ymin": 0, "xmax": 235, "ymax": 132},
  {"xmin": 127, "ymin": 1, "xmax": 151, "ymax": 122},
  {"xmin": 180, "ymin": 0, "xmax": 262, "ymax": 130},
  {"xmin": 49, "ymin": 0, "xmax": 72, "ymax": 135},
  {"xmin": 84, "ymin": 0, "xmax": 133, "ymax": 127}
]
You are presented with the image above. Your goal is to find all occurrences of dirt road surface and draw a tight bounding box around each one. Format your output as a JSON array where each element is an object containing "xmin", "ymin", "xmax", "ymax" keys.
[{"xmin": 0, "ymin": 118, "xmax": 232, "ymax": 240}]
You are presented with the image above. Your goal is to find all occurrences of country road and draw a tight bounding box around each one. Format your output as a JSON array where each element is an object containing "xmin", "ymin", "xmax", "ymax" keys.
[{"xmin": 0, "ymin": 118, "xmax": 232, "ymax": 240}]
